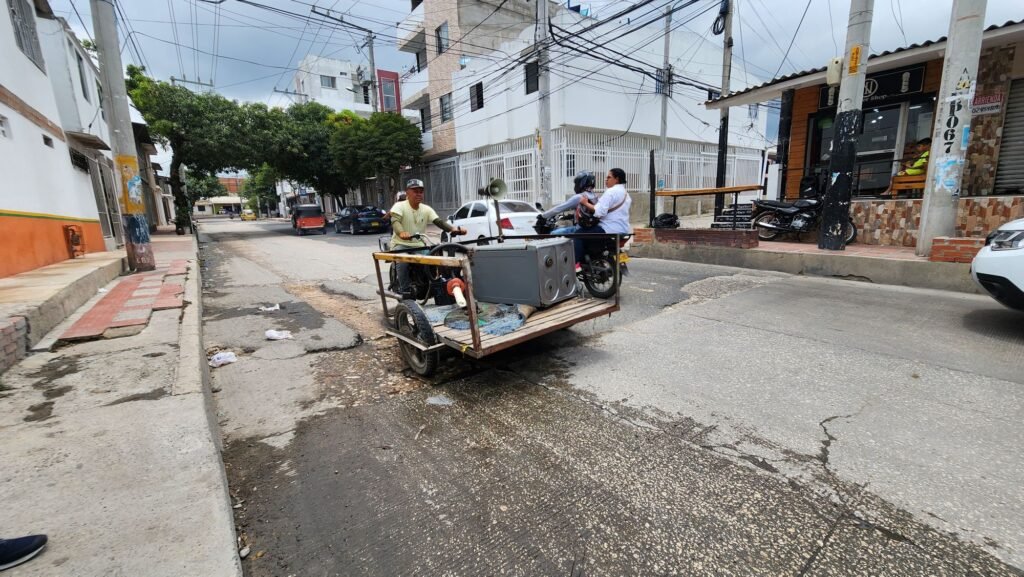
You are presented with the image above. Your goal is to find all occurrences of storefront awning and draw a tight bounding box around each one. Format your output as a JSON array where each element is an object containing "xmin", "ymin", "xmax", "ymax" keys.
[{"xmin": 705, "ymin": 19, "xmax": 1024, "ymax": 110}]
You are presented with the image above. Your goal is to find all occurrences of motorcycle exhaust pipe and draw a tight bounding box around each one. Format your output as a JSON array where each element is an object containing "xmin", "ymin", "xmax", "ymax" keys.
[{"xmin": 754, "ymin": 220, "xmax": 788, "ymax": 231}]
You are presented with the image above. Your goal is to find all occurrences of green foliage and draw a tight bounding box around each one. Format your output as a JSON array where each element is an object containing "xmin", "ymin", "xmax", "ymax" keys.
[
  {"xmin": 184, "ymin": 173, "xmax": 226, "ymax": 204},
  {"xmin": 276, "ymin": 103, "xmax": 357, "ymax": 204},
  {"xmin": 242, "ymin": 164, "xmax": 280, "ymax": 211},
  {"xmin": 125, "ymin": 64, "xmax": 423, "ymax": 226}
]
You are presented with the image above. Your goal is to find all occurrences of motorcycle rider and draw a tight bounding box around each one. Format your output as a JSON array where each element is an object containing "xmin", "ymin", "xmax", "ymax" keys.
[
  {"xmin": 390, "ymin": 179, "xmax": 467, "ymax": 298},
  {"xmin": 535, "ymin": 170, "xmax": 600, "ymax": 235},
  {"xmin": 575, "ymin": 168, "xmax": 632, "ymax": 265}
]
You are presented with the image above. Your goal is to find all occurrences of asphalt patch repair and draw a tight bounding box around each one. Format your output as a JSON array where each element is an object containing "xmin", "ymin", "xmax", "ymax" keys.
[{"xmin": 223, "ymin": 372, "xmax": 1020, "ymax": 577}]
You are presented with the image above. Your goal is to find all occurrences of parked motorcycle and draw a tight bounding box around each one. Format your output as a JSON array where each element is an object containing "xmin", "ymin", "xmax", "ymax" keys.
[
  {"xmin": 534, "ymin": 212, "xmax": 629, "ymax": 299},
  {"xmin": 751, "ymin": 193, "xmax": 857, "ymax": 244}
]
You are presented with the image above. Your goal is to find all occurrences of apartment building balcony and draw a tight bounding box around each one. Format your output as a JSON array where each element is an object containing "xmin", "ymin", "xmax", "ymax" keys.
[
  {"xmin": 396, "ymin": 1, "xmax": 425, "ymax": 53},
  {"xmin": 421, "ymin": 129, "xmax": 433, "ymax": 151},
  {"xmin": 401, "ymin": 66, "xmax": 430, "ymax": 108}
]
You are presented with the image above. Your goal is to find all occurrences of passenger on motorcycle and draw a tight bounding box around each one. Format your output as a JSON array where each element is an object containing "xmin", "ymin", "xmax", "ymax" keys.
[
  {"xmin": 575, "ymin": 168, "xmax": 632, "ymax": 264},
  {"xmin": 536, "ymin": 170, "xmax": 600, "ymax": 235},
  {"xmin": 390, "ymin": 179, "xmax": 467, "ymax": 298}
]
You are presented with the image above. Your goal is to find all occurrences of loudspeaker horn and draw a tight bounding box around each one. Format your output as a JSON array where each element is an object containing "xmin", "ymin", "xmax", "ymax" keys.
[{"xmin": 477, "ymin": 178, "xmax": 507, "ymax": 200}]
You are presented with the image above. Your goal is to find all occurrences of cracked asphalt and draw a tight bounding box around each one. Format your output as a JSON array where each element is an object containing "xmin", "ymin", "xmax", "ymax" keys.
[{"xmin": 201, "ymin": 219, "xmax": 1024, "ymax": 576}]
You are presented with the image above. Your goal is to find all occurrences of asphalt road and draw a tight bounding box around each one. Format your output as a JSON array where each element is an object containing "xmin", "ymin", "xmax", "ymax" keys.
[{"xmin": 200, "ymin": 218, "xmax": 1024, "ymax": 576}]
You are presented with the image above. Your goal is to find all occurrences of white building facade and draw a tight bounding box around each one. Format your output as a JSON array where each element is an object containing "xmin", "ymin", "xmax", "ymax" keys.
[
  {"xmin": 397, "ymin": 0, "xmax": 770, "ymax": 219},
  {"xmin": 0, "ymin": 0, "xmax": 114, "ymax": 277}
]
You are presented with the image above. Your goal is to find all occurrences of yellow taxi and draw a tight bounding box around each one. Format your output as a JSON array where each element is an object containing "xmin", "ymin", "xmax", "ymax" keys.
[{"xmin": 240, "ymin": 209, "xmax": 257, "ymax": 221}]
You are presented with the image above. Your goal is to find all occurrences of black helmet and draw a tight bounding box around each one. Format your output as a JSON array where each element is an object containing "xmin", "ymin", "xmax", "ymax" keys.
[{"xmin": 573, "ymin": 170, "xmax": 596, "ymax": 194}]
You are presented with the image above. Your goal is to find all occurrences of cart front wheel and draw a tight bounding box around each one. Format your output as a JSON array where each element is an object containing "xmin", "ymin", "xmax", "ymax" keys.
[{"xmin": 394, "ymin": 301, "xmax": 438, "ymax": 377}]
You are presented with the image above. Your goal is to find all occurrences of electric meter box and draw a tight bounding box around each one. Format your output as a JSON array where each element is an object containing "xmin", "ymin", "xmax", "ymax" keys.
[
  {"xmin": 826, "ymin": 57, "xmax": 843, "ymax": 86},
  {"xmin": 469, "ymin": 238, "xmax": 577, "ymax": 307}
]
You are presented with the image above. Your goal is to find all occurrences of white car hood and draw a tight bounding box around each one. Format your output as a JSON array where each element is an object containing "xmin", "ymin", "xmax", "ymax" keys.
[{"xmin": 998, "ymin": 218, "xmax": 1024, "ymax": 231}]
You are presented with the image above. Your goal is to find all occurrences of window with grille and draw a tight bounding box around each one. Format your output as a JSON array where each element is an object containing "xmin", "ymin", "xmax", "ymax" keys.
[
  {"xmin": 525, "ymin": 61, "xmax": 539, "ymax": 95},
  {"xmin": 435, "ymin": 22, "xmax": 449, "ymax": 55},
  {"xmin": 0, "ymin": 115, "xmax": 9, "ymax": 139},
  {"xmin": 321, "ymin": 75, "xmax": 336, "ymax": 89},
  {"xmin": 70, "ymin": 149, "xmax": 90, "ymax": 172},
  {"xmin": 8, "ymin": 0, "xmax": 45, "ymax": 71},
  {"xmin": 362, "ymin": 85, "xmax": 371, "ymax": 104},
  {"xmin": 469, "ymin": 82, "xmax": 484, "ymax": 112},
  {"xmin": 440, "ymin": 93, "xmax": 452, "ymax": 123}
]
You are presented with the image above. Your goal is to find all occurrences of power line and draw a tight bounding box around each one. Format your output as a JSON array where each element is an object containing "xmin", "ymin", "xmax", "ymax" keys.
[
  {"xmin": 890, "ymin": 0, "xmax": 908, "ymax": 46},
  {"xmin": 67, "ymin": 0, "xmax": 94, "ymax": 42},
  {"xmin": 167, "ymin": 0, "xmax": 186, "ymax": 78},
  {"xmin": 770, "ymin": 0, "xmax": 812, "ymax": 79},
  {"xmin": 825, "ymin": 0, "xmax": 838, "ymax": 55}
]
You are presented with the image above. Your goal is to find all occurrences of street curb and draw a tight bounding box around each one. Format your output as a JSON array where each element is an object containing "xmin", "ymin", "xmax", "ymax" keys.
[
  {"xmin": 172, "ymin": 233, "xmax": 243, "ymax": 576},
  {"xmin": 632, "ymin": 242, "xmax": 981, "ymax": 294}
]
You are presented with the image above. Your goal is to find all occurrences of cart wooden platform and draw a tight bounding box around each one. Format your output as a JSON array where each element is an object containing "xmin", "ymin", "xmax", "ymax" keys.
[{"xmin": 372, "ymin": 249, "xmax": 619, "ymax": 374}]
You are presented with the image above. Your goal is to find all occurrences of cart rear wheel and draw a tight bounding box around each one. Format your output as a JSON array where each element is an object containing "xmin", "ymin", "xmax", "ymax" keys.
[{"xmin": 394, "ymin": 301, "xmax": 438, "ymax": 377}]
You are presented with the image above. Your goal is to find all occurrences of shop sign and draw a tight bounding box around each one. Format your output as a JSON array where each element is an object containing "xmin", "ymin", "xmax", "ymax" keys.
[
  {"xmin": 819, "ymin": 65, "xmax": 926, "ymax": 109},
  {"xmin": 972, "ymin": 93, "xmax": 1004, "ymax": 116}
]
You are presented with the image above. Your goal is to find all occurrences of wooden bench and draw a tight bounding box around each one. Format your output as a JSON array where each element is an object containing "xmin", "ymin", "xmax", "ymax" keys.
[{"xmin": 889, "ymin": 174, "xmax": 926, "ymax": 194}]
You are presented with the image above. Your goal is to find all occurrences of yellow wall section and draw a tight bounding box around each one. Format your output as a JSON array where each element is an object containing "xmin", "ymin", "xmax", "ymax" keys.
[{"xmin": 0, "ymin": 212, "xmax": 107, "ymax": 278}]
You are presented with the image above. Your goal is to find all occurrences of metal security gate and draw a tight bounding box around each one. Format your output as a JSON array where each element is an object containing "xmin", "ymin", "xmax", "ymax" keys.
[{"xmin": 995, "ymin": 79, "xmax": 1024, "ymax": 195}]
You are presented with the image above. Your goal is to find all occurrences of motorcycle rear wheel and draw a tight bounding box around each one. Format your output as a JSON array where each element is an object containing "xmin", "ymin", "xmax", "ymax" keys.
[
  {"xmin": 753, "ymin": 212, "xmax": 781, "ymax": 241},
  {"xmin": 583, "ymin": 256, "xmax": 618, "ymax": 299}
]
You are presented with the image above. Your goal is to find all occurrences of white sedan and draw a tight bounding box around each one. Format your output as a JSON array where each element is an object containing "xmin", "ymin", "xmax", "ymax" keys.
[
  {"xmin": 972, "ymin": 217, "xmax": 1024, "ymax": 311},
  {"xmin": 442, "ymin": 199, "xmax": 542, "ymax": 244}
]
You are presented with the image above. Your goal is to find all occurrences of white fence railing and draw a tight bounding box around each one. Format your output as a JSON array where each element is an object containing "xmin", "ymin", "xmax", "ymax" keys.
[{"xmin": 454, "ymin": 128, "xmax": 763, "ymax": 212}]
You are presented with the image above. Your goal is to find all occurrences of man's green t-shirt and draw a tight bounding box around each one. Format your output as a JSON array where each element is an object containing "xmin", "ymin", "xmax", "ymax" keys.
[{"xmin": 390, "ymin": 200, "xmax": 440, "ymax": 248}]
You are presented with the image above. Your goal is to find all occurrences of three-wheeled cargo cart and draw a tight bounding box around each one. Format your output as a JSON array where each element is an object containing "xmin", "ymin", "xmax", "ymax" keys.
[{"xmin": 372, "ymin": 245, "xmax": 620, "ymax": 376}]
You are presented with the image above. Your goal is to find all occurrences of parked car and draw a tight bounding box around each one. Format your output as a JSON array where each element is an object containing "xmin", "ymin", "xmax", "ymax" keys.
[
  {"xmin": 291, "ymin": 204, "xmax": 327, "ymax": 235},
  {"xmin": 972, "ymin": 218, "xmax": 1024, "ymax": 311},
  {"xmin": 334, "ymin": 205, "xmax": 389, "ymax": 234},
  {"xmin": 240, "ymin": 208, "xmax": 257, "ymax": 221},
  {"xmin": 444, "ymin": 199, "xmax": 541, "ymax": 244}
]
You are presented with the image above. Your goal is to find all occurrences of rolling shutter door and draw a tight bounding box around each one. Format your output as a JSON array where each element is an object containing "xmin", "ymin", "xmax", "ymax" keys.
[{"xmin": 994, "ymin": 79, "xmax": 1024, "ymax": 195}]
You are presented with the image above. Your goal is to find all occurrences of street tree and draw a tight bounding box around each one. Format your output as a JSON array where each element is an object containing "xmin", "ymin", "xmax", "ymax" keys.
[
  {"xmin": 242, "ymin": 163, "xmax": 281, "ymax": 214},
  {"xmin": 279, "ymin": 102, "xmax": 359, "ymax": 207},
  {"xmin": 184, "ymin": 173, "xmax": 226, "ymax": 205},
  {"xmin": 126, "ymin": 65, "xmax": 247, "ymax": 229},
  {"xmin": 356, "ymin": 112, "xmax": 423, "ymax": 195}
]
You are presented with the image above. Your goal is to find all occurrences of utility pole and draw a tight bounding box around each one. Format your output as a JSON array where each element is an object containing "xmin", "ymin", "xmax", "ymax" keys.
[
  {"xmin": 819, "ymin": 0, "xmax": 874, "ymax": 250},
  {"xmin": 713, "ymin": 0, "xmax": 733, "ymax": 217},
  {"xmin": 366, "ymin": 34, "xmax": 379, "ymax": 113},
  {"xmin": 91, "ymin": 0, "xmax": 155, "ymax": 271},
  {"xmin": 537, "ymin": 0, "xmax": 553, "ymax": 208},
  {"xmin": 917, "ymin": 0, "xmax": 988, "ymax": 256},
  {"xmin": 312, "ymin": 7, "xmax": 377, "ymax": 112},
  {"xmin": 656, "ymin": 5, "xmax": 673, "ymax": 224}
]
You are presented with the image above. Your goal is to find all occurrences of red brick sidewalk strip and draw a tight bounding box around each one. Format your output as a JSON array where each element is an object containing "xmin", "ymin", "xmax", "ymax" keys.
[{"xmin": 60, "ymin": 260, "xmax": 190, "ymax": 341}]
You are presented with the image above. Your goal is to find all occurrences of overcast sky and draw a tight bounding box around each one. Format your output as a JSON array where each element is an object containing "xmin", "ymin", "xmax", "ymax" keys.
[{"xmin": 49, "ymin": 0, "xmax": 1021, "ymax": 106}]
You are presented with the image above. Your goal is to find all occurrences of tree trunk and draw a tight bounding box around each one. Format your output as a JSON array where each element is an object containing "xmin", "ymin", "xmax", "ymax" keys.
[{"xmin": 168, "ymin": 152, "xmax": 191, "ymax": 232}]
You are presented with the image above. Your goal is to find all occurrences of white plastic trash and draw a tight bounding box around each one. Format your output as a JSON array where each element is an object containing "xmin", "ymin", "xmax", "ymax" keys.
[
  {"xmin": 265, "ymin": 329, "xmax": 293, "ymax": 340},
  {"xmin": 208, "ymin": 351, "xmax": 238, "ymax": 368},
  {"xmin": 258, "ymin": 304, "xmax": 280, "ymax": 312}
]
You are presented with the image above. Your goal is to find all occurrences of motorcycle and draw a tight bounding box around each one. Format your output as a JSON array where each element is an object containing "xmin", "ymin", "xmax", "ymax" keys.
[
  {"xmin": 380, "ymin": 233, "xmax": 468, "ymax": 304},
  {"xmin": 534, "ymin": 212, "xmax": 629, "ymax": 299},
  {"xmin": 750, "ymin": 186, "xmax": 857, "ymax": 244}
]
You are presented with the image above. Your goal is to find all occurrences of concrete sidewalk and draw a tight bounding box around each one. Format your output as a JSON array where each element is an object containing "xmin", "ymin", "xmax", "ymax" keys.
[
  {"xmin": 632, "ymin": 235, "xmax": 981, "ymax": 294},
  {"xmin": 0, "ymin": 232, "xmax": 241, "ymax": 577}
]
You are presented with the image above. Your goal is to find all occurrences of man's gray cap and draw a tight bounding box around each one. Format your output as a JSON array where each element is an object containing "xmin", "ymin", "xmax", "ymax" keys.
[{"xmin": 406, "ymin": 179, "xmax": 425, "ymax": 189}]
